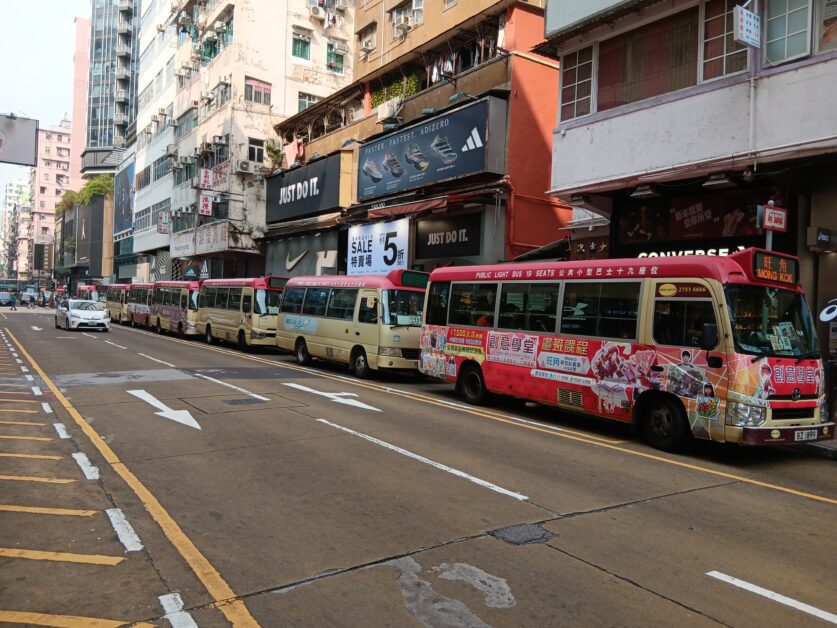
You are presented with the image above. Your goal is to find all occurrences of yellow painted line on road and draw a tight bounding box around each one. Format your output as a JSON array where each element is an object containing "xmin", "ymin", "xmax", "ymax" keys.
[
  {"xmin": 0, "ymin": 610, "xmax": 152, "ymax": 627},
  {"xmin": 0, "ymin": 419, "xmax": 46, "ymax": 426},
  {"xmin": 0, "ymin": 504, "xmax": 95, "ymax": 516},
  {"xmin": 0, "ymin": 385, "xmax": 28, "ymax": 388},
  {"xmin": 0, "ymin": 453, "xmax": 62, "ymax": 460},
  {"xmin": 5, "ymin": 328, "xmax": 259, "ymax": 628},
  {"xmin": 118, "ymin": 325, "xmax": 837, "ymax": 507},
  {"xmin": 0, "ymin": 548, "xmax": 124, "ymax": 565},
  {"xmin": 0, "ymin": 435, "xmax": 52, "ymax": 442},
  {"xmin": 0, "ymin": 475, "xmax": 75, "ymax": 484},
  {"xmin": 0, "ymin": 409, "xmax": 38, "ymax": 414},
  {"xmin": 0, "ymin": 398, "xmax": 38, "ymax": 403}
]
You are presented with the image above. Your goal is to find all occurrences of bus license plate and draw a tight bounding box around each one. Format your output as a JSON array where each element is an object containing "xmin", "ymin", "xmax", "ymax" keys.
[{"xmin": 794, "ymin": 429, "xmax": 818, "ymax": 442}]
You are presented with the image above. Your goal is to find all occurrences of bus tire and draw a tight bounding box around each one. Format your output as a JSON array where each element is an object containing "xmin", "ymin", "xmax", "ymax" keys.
[
  {"xmin": 642, "ymin": 395, "xmax": 689, "ymax": 452},
  {"xmin": 352, "ymin": 348, "xmax": 370, "ymax": 379},
  {"xmin": 177, "ymin": 323, "xmax": 184, "ymax": 339},
  {"xmin": 205, "ymin": 325, "xmax": 215, "ymax": 344},
  {"xmin": 296, "ymin": 339, "xmax": 311, "ymax": 365},
  {"xmin": 237, "ymin": 330, "xmax": 248, "ymax": 352},
  {"xmin": 458, "ymin": 364, "xmax": 487, "ymax": 405},
  {"xmin": 54, "ymin": 317, "xmax": 59, "ymax": 329},
  {"xmin": 156, "ymin": 319, "xmax": 162, "ymax": 335},
  {"xmin": 130, "ymin": 315, "xmax": 135, "ymax": 328}
]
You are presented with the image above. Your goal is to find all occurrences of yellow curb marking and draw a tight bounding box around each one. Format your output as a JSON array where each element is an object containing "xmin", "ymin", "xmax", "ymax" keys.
[
  {"xmin": 0, "ymin": 505, "xmax": 96, "ymax": 517},
  {"xmin": 0, "ymin": 548, "xmax": 124, "ymax": 565},
  {"xmin": 0, "ymin": 435, "xmax": 52, "ymax": 442},
  {"xmin": 0, "ymin": 610, "xmax": 153, "ymax": 627},
  {"xmin": 0, "ymin": 453, "xmax": 62, "ymax": 460},
  {"xmin": 0, "ymin": 475, "xmax": 75, "ymax": 484},
  {"xmin": 0, "ymin": 420, "xmax": 46, "ymax": 426}
]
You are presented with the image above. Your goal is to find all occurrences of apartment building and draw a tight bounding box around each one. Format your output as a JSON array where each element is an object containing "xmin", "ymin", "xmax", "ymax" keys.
[
  {"xmin": 266, "ymin": 0, "xmax": 568, "ymax": 278},
  {"xmin": 81, "ymin": 0, "xmax": 139, "ymax": 175},
  {"xmin": 71, "ymin": 16, "xmax": 91, "ymax": 188},
  {"xmin": 540, "ymin": 0, "xmax": 837, "ymax": 351},
  {"xmin": 1, "ymin": 181, "xmax": 29, "ymax": 276}
]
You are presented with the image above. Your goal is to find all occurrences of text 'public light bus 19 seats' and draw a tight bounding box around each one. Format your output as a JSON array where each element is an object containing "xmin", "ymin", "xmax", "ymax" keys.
[
  {"xmin": 104, "ymin": 284, "xmax": 130, "ymax": 324},
  {"xmin": 151, "ymin": 281, "xmax": 201, "ymax": 337},
  {"xmin": 419, "ymin": 248, "xmax": 833, "ymax": 451},
  {"xmin": 197, "ymin": 276, "xmax": 289, "ymax": 349},
  {"xmin": 276, "ymin": 270, "xmax": 429, "ymax": 378},
  {"xmin": 126, "ymin": 283, "xmax": 154, "ymax": 327}
]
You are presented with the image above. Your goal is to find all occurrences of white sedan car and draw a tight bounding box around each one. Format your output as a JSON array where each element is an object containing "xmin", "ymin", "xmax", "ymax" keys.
[{"xmin": 55, "ymin": 299, "xmax": 111, "ymax": 332}]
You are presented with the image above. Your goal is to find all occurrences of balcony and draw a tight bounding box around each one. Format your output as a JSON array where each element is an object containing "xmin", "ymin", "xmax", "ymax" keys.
[
  {"xmin": 115, "ymin": 67, "xmax": 130, "ymax": 81},
  {"xmin": 114, "ymin": 113, "xmax": 128, "ymax": 126},
  {"xmin": 117, "ymin": 21, "xmax": 131, "ymax": 35},
  {"xmin": 118, "ymin": 0, "xmax": 134, "ymax": 13},
  {"xmin": 116, "ymin": 44, "xmax": 132, "ymax": 58},
  {"xmin": 115, "ymin": 89, "xmax": 128, "ymax": 103}
]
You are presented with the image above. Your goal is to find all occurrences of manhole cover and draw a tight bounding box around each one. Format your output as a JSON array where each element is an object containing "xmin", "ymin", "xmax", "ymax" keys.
[
  {"xmin": 223, "ymin": 398, "xmax": 267, "ymax": 406},
  {"xmin": 489, "ymin": 523, "xmax": 553, "ymax": 545}
]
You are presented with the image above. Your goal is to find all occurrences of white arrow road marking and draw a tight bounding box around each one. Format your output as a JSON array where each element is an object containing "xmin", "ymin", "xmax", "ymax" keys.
[
  {"xmin": 71, "ymin": 452, "xmax": 100, "ymax": 480},
  {"xmin": 192, "ymin": 373, "xmax": 269, "ymax": 401},
  {"xmin": 283, "ymin": 383, "xmax": 381, "ymax": 412},
  {"xmin": 707, "ymin": 571, "xmax": 837, "ymax": 624},
  {"xmin": 317, "ymin": 419, "xmax": 528, "ymax": 501},
  {"xmin": 80, "ymin": 332, "xmax": 98, "ymax": 339},
  {"xmin": 30, "ymin": 326, "xmax": 42, "ymax": 331},
  {"xmin": 106, "ymin": 508, "xmax": 143, "ymax": 552},
  {"xmin": 159, "ymin": 592, "xmax": 199, "ymax": 628},
  {"xmin": 127, "ymin": 389, "xmax": 201, "ymax": 430},
  {"xmin": 104, "ymin": 340, "xmax": 126, "ymax": 349},
  {"xmin": 137, "ymin": 353, "xmax": 176, "ymax": 368}
]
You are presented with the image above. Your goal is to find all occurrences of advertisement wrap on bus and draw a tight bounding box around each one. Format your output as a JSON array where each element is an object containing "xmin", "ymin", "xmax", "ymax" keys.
[
  {"xmin": 420, "ymin": 248, "xmax": 831, "ymax": 451},
  {"xmin": 150, "ymin": 281, "xmax": 201, "ymax": 337},
  {"xmin": 126, "ymin": 283, "xmax": 154, "ymax": 327}
]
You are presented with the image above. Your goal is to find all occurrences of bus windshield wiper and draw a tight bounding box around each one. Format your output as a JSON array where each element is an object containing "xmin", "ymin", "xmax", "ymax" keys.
[
  {"xmin": 750, "ymin": 349, "xmax": 771, "ymax": 363},
  {"xmin": 796, "ymin": 350, "xmax": 821, "ymax": 364}
]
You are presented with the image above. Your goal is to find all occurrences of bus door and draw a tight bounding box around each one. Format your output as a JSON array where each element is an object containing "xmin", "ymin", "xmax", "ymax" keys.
[
  {"xmin": 649, "ymin": 279, "xmax": 725, "ymax": 440},
  {"xmin": 357, "ymin": 289, "xmax": 381, "ymax": 363},
  {"xmin": 242, "ymin": 291, "xmax": 253, "ymax": 335}
]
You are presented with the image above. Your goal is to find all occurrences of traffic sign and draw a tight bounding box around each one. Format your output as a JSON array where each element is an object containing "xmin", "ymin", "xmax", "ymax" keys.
[{"xmin": 763, "ymin": 204, "xmax": 788, "ymax": 232}]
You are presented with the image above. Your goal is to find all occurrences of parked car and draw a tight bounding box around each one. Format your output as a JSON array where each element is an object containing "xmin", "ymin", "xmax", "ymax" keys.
[
  {"xmin": 54, "ymin": 299, "xmax": 110, "ymax": 332},
  {"xmin": 0, "ymin": 292, "xmax": 10, "ymax": 307}
]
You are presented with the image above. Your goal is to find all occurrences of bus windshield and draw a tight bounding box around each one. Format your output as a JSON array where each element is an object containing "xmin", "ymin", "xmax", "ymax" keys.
[
  {"xmin": 189, "ymin": 290, "xmax": 199, "ymax": 311},
  {"xmin": 383, "ymin": 290, "xmax": 425, "ymax": 326},
  {"xmin": 255, "ymin": 289, "xmax": 281, "ymax": 315},
  {"xmin": 726, "ymin": 285, "xmax": 819, "ymax": 358}
]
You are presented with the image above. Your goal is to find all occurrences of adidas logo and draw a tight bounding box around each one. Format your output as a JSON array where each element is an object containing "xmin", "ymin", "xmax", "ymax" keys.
[{"xmin": 461, "ymin": 127, "xmax": 484, "ymax": 152}]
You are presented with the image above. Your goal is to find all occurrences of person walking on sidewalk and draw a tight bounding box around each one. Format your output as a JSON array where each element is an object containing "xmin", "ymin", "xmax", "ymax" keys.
[{"xmin": 9, "ymin": 293, "xmax": 17, "ymax": 311}]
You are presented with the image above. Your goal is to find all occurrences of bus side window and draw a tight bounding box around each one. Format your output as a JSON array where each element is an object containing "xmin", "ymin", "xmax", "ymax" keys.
[
  {"xmin": 180, "ymin": 292, "xmax": 188, "ymax": 309},
  {"xmin": 280, "ymin": 287, "xmax": 305, "ymax": 314},
  {"xmin": 653, "ymin": 300, "xmax": 717, "ymax": 347},
  {"xmin": 426, "ymin": 282, "xmax": 450, "ymax": 325},
  {"xmin": 228, "ymin": 288, "xmax": 242, "ymax": 311},
  {"xmin": 358, "ymin": 293, "xmax": 378, "ymax": 324},
  {"xmin": 242, "ymin": 294, "xmax": 252, "ymax": 314}
]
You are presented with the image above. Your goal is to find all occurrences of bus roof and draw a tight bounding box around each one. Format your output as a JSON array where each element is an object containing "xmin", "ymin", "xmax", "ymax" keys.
[
  {"xmin": 199, "ymin": 276, "xmax": 288, "ymax": 289},
  {"xmin": 427, "ymin": 248, "xmax": 802, "ymax": 291},
  {"xmin": 153, "ymin": 280, "xmax": 201, "ymax": 289},
  {"xmin": 105, "ymin": 284, "xmax": 130, "ymax": 290},
  {"xmin": 128, "ymin": 283, "xmax": 154, "ymax": 289},
  {"xmin": 286, "ymin": 270, "xmax": 428, "ymax": 291}
]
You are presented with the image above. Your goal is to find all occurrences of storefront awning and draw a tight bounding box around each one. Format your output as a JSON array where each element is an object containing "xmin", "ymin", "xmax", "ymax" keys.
[
  {"xmin": 513, "ymin": 238, "xmax": 571, "ymax": 262},
  {"xmin": 367, "ymin": 197, "xmax": 447, "ymax": 219},
  {"xmin": 265, "ymin": 212, "xmax": 342, "ymax": 238}
]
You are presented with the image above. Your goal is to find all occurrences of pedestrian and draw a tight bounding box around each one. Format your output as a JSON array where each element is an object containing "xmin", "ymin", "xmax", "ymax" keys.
[{"xmin": 10, "ymin": 293, "xmax": 17, "ymax": 311}]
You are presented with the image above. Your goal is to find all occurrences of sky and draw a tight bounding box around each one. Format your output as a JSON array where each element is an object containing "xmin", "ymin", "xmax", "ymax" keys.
[{"xmin": 0, "ymin": 0, "xmax": 91, "ymax": 195}]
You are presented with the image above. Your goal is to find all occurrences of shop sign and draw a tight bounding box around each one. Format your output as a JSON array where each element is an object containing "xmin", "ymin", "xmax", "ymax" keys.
[
  {"xmin": 157, "ymin": 210, "xmax": 170, "ymax": 234},
  {"xmin": 199, "ymin": 193, "xmax": 213, "ymax": 216},
  {"xmin": 198, "ymin": 168, "xmax": 212, "ymax": 189},
  {"xmin": 170, "ymin": 230, "xmax": 195, "ymax": 257},
  {"xmin": 415, "ymin": 213, "xmax": 481, "ymax": 259},
  {"xmin": 357, "ymin": 97, "xmax": 506, "ymax": 202},
  {"xmin": 637, "ymin": 246, "xmax": 745, "ymax": 257},
  {"xmin": 212, "ymin": 162, "xmax": 228, "ymax": 189},
  {"xmin": 348, "ymin": 218, "xmax": 409, "ymax": 275},
  {"xmin": 808, "ymin": 226, "xmax": 833, "ymax": 251},
  {"xmin": 266, "ymin": 231, "xmax": 340, "ymax": 277},
  {"xmin": 820, "ymin": 299, "xmax": 837, "ymax": 323},
  {"xmin": 196, "ymin": 221, "xmax": 228, "ymax": 254},
  {"xmin": 762, "ymin": 204, "xmax": 787, "ymax": 232},
  {"xmin": 266, "ymin": 154, "xmax": 341, "ymax": 223},
  {"xmin": 733, "ymin": 5, "xmax": 761, "ymax": 48}
]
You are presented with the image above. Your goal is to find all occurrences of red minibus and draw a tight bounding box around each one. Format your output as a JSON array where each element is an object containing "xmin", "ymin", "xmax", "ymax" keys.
[
  {"xmin": 420, "ymin": 248, "xmax": 832, "ymax": 451},
  {"xmin": 150, "ymin": 281, "xmax": 202, "ymax": 337},
  {"xmin": 126, "ymin": 283, "xmax": 154, "ymax": 327}
]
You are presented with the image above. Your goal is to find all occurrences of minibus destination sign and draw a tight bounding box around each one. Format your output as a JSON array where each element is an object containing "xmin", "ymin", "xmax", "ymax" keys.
[{"xmin": 753, "ymin": 252, "xmax": 798, "ymax": 285}]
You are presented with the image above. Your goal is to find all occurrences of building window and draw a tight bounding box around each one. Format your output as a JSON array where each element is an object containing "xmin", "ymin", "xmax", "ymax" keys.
[
  {"xmin": 298, "ymin": 92, "xmax": 319, "ymax": 112},
  {"xmin": 135, "ymin": 166, "xmax": 151, "ymax": 192},
  {"xmin": 765, "ymin": 0, "xmax": 811, "ymax": 64},
  {"xmin": 326, "ymin": 43, "xmax": 345, "ymax": 73},
  {"xmin": 444, "ymin": 0, "xmax": 456, "ymax": 7},
  {"xmin": 559, "ymin": 46, "xmax": 594, "ymax": 121},
  {"xmin": 45, "ymin": 132, "xmax": 51, "ymax": 140},
  {"xmin": 175, "ymin": 109, "xmax": 197, "ymax": 139},
  {"xmin": 39, "ymin": 201, "xmax": 46, "ymax": 209},
  {"xmin": 702, "ymin": 1, "xmax": 749, "ymax": 80},
  {"xmin": 248, "ymin": 138, "xmax": 265, "ymax": 163},
  {"xmin": 215, "ymin": 82, "xmax": 231, "ymax": 106},
  {"xmin": 292, "ymin": 32, "xmax": 311, "ymax": 60},
  {"xmin": 45, "ymin": 147, "xmax": 51, "ymax": 154},
  {"xmin": 391, "ymin": 4, "xmax": 413, "ymax": 38},
  {"xmin": 43, "ymin": 173, "xmax": 49, "ymax": 181},
  {"xmin": 359, "ymin": 25, "xmax": 377, "ymax": 52},
  {"xmin": 39, "ymin": 186, "xmax": 47, "ymax": 194},
  {"xmin": 244, "ymin": 77, "xmax": 271, "ymax": 105},
  {"xmin": 413, "ymin": 0, "xmax": 424, "ymax": 25}
]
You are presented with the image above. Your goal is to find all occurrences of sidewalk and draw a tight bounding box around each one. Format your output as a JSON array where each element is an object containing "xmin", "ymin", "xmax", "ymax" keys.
[{"xmin": 799, "ymin": 438, "xmax": 837, "ymax": 460}]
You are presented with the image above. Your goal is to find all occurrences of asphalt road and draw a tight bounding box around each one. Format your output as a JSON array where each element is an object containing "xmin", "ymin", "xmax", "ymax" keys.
[{"xmin": 1, "ymin": 308, "xmax": 835, "ymax": 627}]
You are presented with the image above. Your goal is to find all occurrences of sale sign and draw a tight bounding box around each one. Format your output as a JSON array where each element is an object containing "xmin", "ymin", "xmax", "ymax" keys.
[{"xmin": 347, "ymin": 218, "xmax": 409, "ymax": 275}]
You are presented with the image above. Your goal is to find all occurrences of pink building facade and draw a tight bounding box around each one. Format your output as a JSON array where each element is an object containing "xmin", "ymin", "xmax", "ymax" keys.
[{"xmin": 71, "ymin": 16, "xmax": 90, "ymax": 190}]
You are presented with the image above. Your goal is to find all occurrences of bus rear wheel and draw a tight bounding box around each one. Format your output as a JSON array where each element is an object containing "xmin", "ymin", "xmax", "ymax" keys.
[
  {"xmin": 352, "ymin": 349, "xmax": 370, "ymax": 379},
  {"xmin": 156, "ymin": 319, "xmax": 162, "ymax": 335},
  {"xmin": 130, "ymin": 315, "xmax": 135, "ymax": 328},
  {"xmin": 458, "ymin": 364, "xmax": 487, "ymax": 405},
  {"xmin": 296, "ymin": 339, "xmax": 311, "ymax": 365},
  {"xmin": 643, "ymin": 396, "xmax": 689, "ymax": 452},
  {"xmin": 177, "ymin": 323, "xmax": 184, "ymax": 339}
]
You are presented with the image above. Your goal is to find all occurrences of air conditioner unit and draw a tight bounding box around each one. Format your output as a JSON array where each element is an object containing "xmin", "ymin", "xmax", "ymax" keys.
[
  {"xmin": 172, "ymin": 161, "xmax": 183, "ymax": 170},
  {"xmin": 202, "ymin": 30, "xmax": 218, "ymax": 42},
  {"xmin": 191, "ymin": 51, "xmax": 201, "ymax": 61},
  {"xmin": 335, "ymin": 0, "xmax": 349, "ymax": 10},
  {"xmin": 213, "ymin": 20, "xmax": 226, "ymax": 32},
  {"xmin": 333, "ymin": 42, "xmax": 349, "ymax": 55},
  {"xmin": 191, "ymin": 176, "xmax": 201, "ymax": 188},
  {"xmin": 212, "ymin": 135, "xmax": 227, "ymax": 145},
  {"xmin": 151, "ymin": 115, "xmax": 159, "ymax": 123},
  {"xmin": 235, "ymin": 160, "xmax": 252, "ymax": 173},
  {"xmin": 178, "ymin": 155, "xmax": 193, "ymax": 165},
  {"xmin": 177, "ymin": 12, "xmax": 191, "ymax": 26},
  {"xmin": 394, "ymin": 14, "xmax": 412, "ymax": 31},
  {"xmin": 218, "ymin": 74, "xmax": 231, "ymax": 85},
  {"xmin": 200, "ymin": 90, "xmax": 214, "ymax": 101},
  {"xmin": 309, "ymin": 5, "xmax": 324, "ymax": 20},
  {"xmin": 167, "ymin": 119, "xmax": 177, "ymax": 127},
  {"xmin": 191, "ymin": 99, "xmax": 201, "ymax": 108},
  {"xmin": 377, "ymin": 96, "xmax": 402, "ymax": 122},
  {"xmin": 165, "ymin": 143, "xmax": 178, "ymax": 157},
  {"xmin": 175, "ymin": 70, "xmax": 186, "ymax": 78},
  {"xmin": 199, "ymin": 141, "xmax": 214, "ymax": 153},
  {"xmin": 156, "ymin": 23, "xmax": 166, "ymax": 32},
  {"xmin": 158, "ymin": 108, "xmax": 167, "ymax": 116},
  {"xmin": 360, "ymin": 38, "xmax": 375, "ymax": 53}
]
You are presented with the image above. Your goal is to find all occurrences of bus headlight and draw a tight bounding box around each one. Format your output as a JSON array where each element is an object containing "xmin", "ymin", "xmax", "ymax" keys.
[
  {"xmin": 819, "ymin": 397, "xmax": 830, "ymax": 423},
  {"xmin": 725, "ymin": 402, "xmax": 766, "ymax": 427},
  {"xmin": 378, "ymin": 347, "xmax": 402, "ymax": 358},
  {"xmin": 250, "ymin": 330, "xmax": 266, "ymax": 339}
]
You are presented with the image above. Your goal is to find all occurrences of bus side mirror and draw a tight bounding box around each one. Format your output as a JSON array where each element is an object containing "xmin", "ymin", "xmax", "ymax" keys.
[
  {"xmin": 365, "ymin": 296, "xmax": 377, "ymax": 309},
  {"xmin": 701, "ymin": 323, "xmax": 719, "ymax": 350}
]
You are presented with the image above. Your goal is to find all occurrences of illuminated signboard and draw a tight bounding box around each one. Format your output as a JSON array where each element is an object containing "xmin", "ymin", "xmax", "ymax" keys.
[{"xmin": 753, "ymin": 252, "xmax": 798, "ymax": 285}]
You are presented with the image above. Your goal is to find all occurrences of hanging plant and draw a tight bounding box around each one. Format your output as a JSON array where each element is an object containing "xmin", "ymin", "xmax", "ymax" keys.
[{"xmin": 371, "ymin": 73, "xmax": 420, "ymax": 108}]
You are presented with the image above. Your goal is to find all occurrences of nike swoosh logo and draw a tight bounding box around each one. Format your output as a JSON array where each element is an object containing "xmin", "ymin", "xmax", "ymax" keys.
[{"xmin": 285, "ymin": 250, "xmax": 309, "ymax": 271}]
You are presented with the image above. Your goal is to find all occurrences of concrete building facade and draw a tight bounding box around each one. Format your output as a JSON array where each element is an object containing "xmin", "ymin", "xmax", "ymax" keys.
[
  {"xmin": 1, "ymin": 180, "xmax": 29, "ymax": 277},
  {"xmin": 71, "ymin": 16, "xmax": 91, "ymax": 189}
]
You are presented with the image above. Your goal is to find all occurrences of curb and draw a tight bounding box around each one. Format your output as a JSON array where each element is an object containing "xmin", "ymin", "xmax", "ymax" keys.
[{"xmin": 798, "ymin": 442, "xmax": 837, "ymax": 460}]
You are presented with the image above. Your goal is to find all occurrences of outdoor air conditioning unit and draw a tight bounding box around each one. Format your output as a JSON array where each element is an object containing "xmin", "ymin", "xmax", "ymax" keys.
[
  {"xmin": 213, "ymin": 20, "xmax": 226, "ymax": 32},
  {"xmin": 394, "ymin": 14, "xmax": 412, "ymax": 31},
  {"xmin": 158, "ymin": 108, "xmax": 167, "ymax": 116},
  {"xmin": 212, "ymin": 135, "xmax": 227, "ymax": 145},
  {"xmin": 333, "ymin": 42, "xmax": 349, "ymax": 55},
  {"xmin": 309, "ymin": 5, "xmax": 324, "ymax": 20},
  {"xmin": 377, "ymin": 96, "xmax": 402, "ymax": 122},
  {"xmin": 200, "ymin": 90, "xmax": 214, "ymax": 101},
  {"xmin": 177, "ymin": 12, "xmax": 191, "ymax": 26},
  {"xmin": 203, "ymin": 30, "xmax": 218, "ymax": 43},
  {"xmin": 360, "ymin": 38, "xmax": 375, "ymax": 53},
  {"xmin": 235, "ymin": 160, "xmax": 252, "ymax": 174},
  {"xmin": 335, "ymin": 0, "xmax": 349, "ymax": 10},
  {"xmin": 151, "ymin": 115, "xmax": 159, "ymax": 123},
  {"xmin": 175, "ymin": 70, "xmax": 186, "ymax": 78},
  {"xmin": 172, "ymin": 161, "xmax": 183, "ymax": 170},
  {"xmin": 178, "ymin": 155, "xmax": 192, "ymax": 165},
  {"xmin": 191, "ymin": 176, "xmax": 200, "ymax": 188},
  {"xmin": 165, "ymin": 144, "xmax": 178, "ymax": 157},
  {"xmin": 199, "ymin": 141, "xmax": 214, "ymax": 153},
  {"xmin": 156, "ymin": 23, "xmax": 166, "ymax": 32},
  {"xmin": 218, "ymin": 74, "xmax": 231, "ymax": 85},
  {"xmin": 167, "ymin": 119, "xmax": 177, "ymax": 127}
]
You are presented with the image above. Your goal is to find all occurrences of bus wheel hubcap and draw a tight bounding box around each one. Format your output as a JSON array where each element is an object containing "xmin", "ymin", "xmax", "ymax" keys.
[{"xmin": 651, "ymin": 407, "xmax": 672, "ymax": 437}]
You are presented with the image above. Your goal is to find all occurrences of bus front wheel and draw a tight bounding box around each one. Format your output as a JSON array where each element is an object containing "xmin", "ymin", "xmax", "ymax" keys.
[
  {"xmin": 458, "ymin": 364, "xmax": 487, "ymax": 405},
  {"xmin": 296, "ymin": 339, "xmax": 311, "ymax": 365},
  {"xmin": 205, "ymin": 325, "xmax": 215, "ymax": 344},
  {"xmin": 237, "ymin": 330, "xmax": 248, "ymax": 352},
  {"xmin": 643, "ymin": 396, "xmax": 689, "ymax": 452},
  {"xmin": 352, "ymin": 349, "xmax": 370, "ymax": 379}
]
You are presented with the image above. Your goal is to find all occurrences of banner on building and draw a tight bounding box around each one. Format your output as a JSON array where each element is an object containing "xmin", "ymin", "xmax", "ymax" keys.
[
  {"xmin": 199, "ymin": 193, "xmax": 213, "ymax": 216},
  {"xmin": 157, "ymin": 210, "xmax": 170, "ymax": 234},
  {"xmin": 0, "ymin": 114, "xmax": 38, "ymax": 167},
  {"xmin": 266, "ymin": 154, "xmax": 341, "ymax": 223},
  {"xmin": 266, "ymin": 230, "xmax": 340, "ymax": 276},
  {"xmin": 415, "ymin": 212, "xmax": 482, "ymax": 259},
  {"xmin": 348, "ymin": 218, "xmax": 409, "ymax": 275},
  {"xmin": 196, "ymin": 221, "xmax": 228, "ymax": 254}
]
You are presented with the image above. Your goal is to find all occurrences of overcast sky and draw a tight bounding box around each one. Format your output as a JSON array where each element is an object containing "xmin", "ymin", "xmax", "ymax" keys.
[{"xmin": 0, "ymin": 0, "xmax": 91, "ymax": 196}]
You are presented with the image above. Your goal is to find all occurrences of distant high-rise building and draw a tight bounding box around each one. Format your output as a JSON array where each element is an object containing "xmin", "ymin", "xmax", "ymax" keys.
[
  {"xmin": 71, "ymin": 16, "xmax": 91, "ymax": 189},
  {"xmin": 81, "ymin": 0, "xmax": 139, "ymax": 176},
  {"xmin": 1, "ymin": 180, "xmax": 30, "ymax": 276}
]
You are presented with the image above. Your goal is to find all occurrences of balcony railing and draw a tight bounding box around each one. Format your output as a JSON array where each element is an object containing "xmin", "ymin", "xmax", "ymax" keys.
[
  {"xmin": 115, "ymin": 89, "xmax": 128, "ymax": 103},
  {"xmin": 115, "ymin": 67, "xmax": 130, "ymax": 81},
  {"xmin": 118, "ymin": 0, "xmax": 134, "ymax": 12},
  {"xmin": 116, "ymin": 45, "xmax": 132, "ymax": 58}
]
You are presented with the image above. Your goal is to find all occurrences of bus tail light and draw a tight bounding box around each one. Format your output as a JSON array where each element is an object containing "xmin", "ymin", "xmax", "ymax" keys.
[
  {"xmin": 378, "ymin": 347, "xmax": 403, "ymax": 358},
  {"xmin": 726, "ymin": 402, "xmax": 766, "ymax": 427}
]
